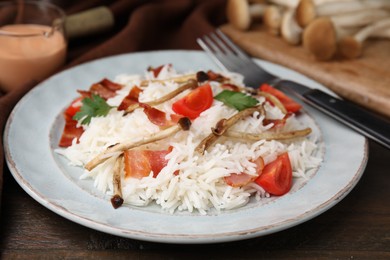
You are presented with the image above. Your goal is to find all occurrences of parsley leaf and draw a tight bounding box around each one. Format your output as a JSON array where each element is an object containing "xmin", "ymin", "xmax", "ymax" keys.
[
  {"xmin": 73, "ymin": 94, "xmax": 113, "ymax": 125},
  {"xmin": 214, "ymin": 90, "xmax": 258, "ymax": 111}
]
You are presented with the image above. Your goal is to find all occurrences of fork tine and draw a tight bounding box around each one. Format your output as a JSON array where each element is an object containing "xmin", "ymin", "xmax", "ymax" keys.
[
  {"xmin": 198, "ymin": 34, "xmax": 239, "ymax": 72},
  {"xmin": 198, "ymin": 30, "xmax": 276, "ymax": 86},
  {"xmin": 196, "ymin": 37, "xmax": 229, "ymax": 71},
  {"xmin": 197, "ymin": 35, "xmax": 229, "ymax": 71},
  {"xmin": 211, "ymin": 31, "xmax": 259, "ymax": 71},
  {"xmin": 215, "ymin": 29, "xmax": 251, "ymax": 60}
]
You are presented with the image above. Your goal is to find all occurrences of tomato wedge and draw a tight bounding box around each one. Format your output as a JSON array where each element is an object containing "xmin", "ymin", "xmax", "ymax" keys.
[
  {"xmin": 123, "ymin": 149, "xmax": 170, "ymax": 179},
  {"xmin": 64, "ymin": 97, "xmax": 83, "ymax": 118},
  {"xmin": 260, "ymin": 84, "xmax": 302, "ymax": 113},
  {"xmin": 172, "ymin": 83, "xmax": 213, "ymax": 119},
  {"xmin": 224, "ymin": 157, "xmax": 264, "ymax": 187},
  {"xmin": 255, "ymin": 152, "xmax": 292, "ymax": 196}
]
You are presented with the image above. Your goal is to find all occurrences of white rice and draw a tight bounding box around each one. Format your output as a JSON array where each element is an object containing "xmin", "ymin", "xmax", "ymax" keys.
[{"xmin": 56, "ymin": 65, "xmax": 322, "ymax": 215}]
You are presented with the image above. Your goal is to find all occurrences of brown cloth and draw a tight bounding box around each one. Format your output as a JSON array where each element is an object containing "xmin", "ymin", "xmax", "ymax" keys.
[{"xmin": 0, "ymin": 0, "xmax": 226, "ymax": 207}]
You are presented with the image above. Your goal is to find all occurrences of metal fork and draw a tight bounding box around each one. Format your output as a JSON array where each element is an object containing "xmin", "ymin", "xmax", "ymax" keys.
[
  {"xmin": 197, "ymin": 30, "xmax": 390, "ymax": 150},
  {"xmin": 197, "ymin": 29, "xmax": 277, "ymax": 88}
]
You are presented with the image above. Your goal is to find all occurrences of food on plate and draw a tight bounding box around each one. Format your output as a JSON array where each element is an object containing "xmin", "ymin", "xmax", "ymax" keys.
[{"xmin": 56, "ymin": 64, "xmax": 322, "ymax": 214}]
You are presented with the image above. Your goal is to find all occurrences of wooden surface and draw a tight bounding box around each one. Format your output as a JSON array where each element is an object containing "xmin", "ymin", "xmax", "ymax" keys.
[
  {"xmin": 1, "ymin": 141, "xmax": 390, "ymax": 259},
  {"xmin": 221, "ymin": 24, "xmax": 390, "ymax": 118}
]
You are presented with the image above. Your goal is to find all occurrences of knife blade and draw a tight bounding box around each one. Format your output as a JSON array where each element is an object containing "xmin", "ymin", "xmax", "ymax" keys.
[{"xmin": 274, "ymin": 79, "xmax": 390, "ymax": 150}]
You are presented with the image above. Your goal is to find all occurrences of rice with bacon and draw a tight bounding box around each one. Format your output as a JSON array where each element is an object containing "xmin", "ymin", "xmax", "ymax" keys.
[{"xmin": 56, "ymin": 65, "xmax": 322, "ymax": 215}]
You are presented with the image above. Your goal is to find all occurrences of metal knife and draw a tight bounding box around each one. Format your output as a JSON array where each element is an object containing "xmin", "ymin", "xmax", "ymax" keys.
[{"xmin": 274, "ymin": 79, "xmax": 390, "ymax": 150}]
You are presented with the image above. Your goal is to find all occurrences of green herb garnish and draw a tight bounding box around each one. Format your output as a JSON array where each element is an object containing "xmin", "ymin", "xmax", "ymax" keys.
[
  {"xmin": 73, "ymin": 94, "xmax": 113, "ymax": 125},
  {"xmin": 214, "ymin": 90, "xmax": 258, "ymax": 111}
]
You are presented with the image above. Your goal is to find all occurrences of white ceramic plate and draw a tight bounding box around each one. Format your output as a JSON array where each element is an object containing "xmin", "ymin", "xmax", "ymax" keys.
[{"xmin": 4, "ymin": 50, "xmax": 368, "ymax": 244}]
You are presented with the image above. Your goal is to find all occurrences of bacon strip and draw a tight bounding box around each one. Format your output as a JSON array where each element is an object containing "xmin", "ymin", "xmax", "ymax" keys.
[
  {"xmin": 58, "ymin": 114, "xmax": 84, "ymax": 147},
  {"xmin": 78, "ymin": 78, "xmax": 123, "ymax": 100},
  {"xmin": 118, "ymin": 86, "xmax": 143, "ymax": 111},
  {"xmin": 140, "ymin": 103, "xmax": 182, "ymax": 129},
  {"xmin": 110, "ymin": 155, "xmax": 124, "ymax": 209},
  {"xmin": 124, "ymin": 149, "xmax": 170, "ymax": 179}
]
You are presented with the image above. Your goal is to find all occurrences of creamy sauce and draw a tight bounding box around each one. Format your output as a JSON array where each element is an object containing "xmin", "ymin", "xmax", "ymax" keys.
[{"xmin": 0, "ymin": 24, "xmax": 66, "ymax": 92}]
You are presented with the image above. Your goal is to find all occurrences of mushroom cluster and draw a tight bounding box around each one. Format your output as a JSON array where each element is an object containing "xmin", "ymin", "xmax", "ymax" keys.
[{"xmin": 226, "ymin": 0, "xmax": 390, "ymax": 60}]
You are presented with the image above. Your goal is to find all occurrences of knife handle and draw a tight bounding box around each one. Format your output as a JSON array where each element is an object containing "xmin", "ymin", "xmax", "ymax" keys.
[{"xmin": 302, "ymin": 88, "xmax": 390, "ymax": 149}]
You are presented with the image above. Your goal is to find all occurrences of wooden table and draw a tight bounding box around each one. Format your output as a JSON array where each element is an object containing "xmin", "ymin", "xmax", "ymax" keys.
[{"xmin": 1, "ymin": 140, "xmax": 389, "ymax": 259}]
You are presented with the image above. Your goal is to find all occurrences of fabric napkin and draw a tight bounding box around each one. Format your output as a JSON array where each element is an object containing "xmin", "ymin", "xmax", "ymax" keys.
[{"xmin": 0, "ymin": 0, "xmax": 226, "ymax": 207}]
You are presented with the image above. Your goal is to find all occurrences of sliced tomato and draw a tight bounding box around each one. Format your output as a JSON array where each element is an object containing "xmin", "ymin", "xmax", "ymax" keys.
[
  {"xmin": 260, "ymin": 84, "xmax": 302, "ymax": 113},
  {"xmin": 172, "ymin": 83, "xmax": 213, "ymax": 119},
  {"xmin": 224, "ymin": 157, "xmax": 265, "ymax": 187},
  {"xmin": 123, "ymin": 149, "xmax": 170, "ymax": 179},
  {"xmin": 64, "ymin": 97, "xmax": 83, "ymax": 118},
  {"xmin": 255, "ymin": 152, "xmax": 292, "ymax": 196}
]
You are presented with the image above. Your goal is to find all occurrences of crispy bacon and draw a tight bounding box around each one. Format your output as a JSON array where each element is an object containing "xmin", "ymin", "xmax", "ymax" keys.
[
  {"xmin": 123, "ymin": 149, "xmax": 170, "ymax": 179},
  {"xmin": 78, "ymin": 78, "xmax": 122, "ymax": 100},
  {"xmin": 196, "ymin": 70, "xmax": 227, "ymax": 83},
  {"xmin": 140, "ymin": 103, "xmax": 181, "ymax": 128},
  {"xmin": 224, "ymin": 157, "xmax": 264, "ymax": 187},
  {"xmin": 224, "ymin": 173, "xmax": 257, "ymax": 187},
  {"xmin": 264, "ymin": 113, "xmax": 293, "ymax": 129},
  {"xmin": 207, "ymin": 70, "xmax": 227, "ymax": 82},
  {"xmin": 89, "ymin": 82, "xmax": 117, "ymax": 100},
  {"xmin": 118, "ymin": 86, "xmax": 143, "ymax": 111},
  {"xmin": 221, "ymin": 83, "xmax": 241, "ymax": 92},
  {"xmin": 147, "ymin": 64, "xmax": 170, "ymax": 78},
  {"xmin": 99, "ymin": 78, "xmax": 122, "ymax": 91},
  {"xmin": 58, "ymin": 114, "xmax": 84, "ymax": 147}
]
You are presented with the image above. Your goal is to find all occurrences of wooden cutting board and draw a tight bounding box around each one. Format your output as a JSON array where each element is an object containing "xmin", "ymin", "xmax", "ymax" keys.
[{"xmin": 220, "ymin": 24, "xmax": 390, "ymax": 118}]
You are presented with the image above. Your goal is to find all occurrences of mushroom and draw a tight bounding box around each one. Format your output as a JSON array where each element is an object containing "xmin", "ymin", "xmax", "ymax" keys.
[
  {"xmin": 339, "ymin": 17, "xmax": 390, "ymax": 59},
  {"xmin": 85, "ymin": 117, "xmax": 191, "ymax": 171},
  {"xmin": 127, "ymin": 79, "xmax": 198, "ymax": 113},
  {"xmin": 302, "ymin": 16, "xmax": 365, "ymax": 60},
  {"xmin": 140, "ymin": 73, "xmax": 196, "ymax": 87},
  {"xmin": 225, "ymin": 127, "xmax": 312, "ymax": 141},
  {"xmin": 263, "ymin": 5, "xmax": 284, "ymax": 35},
  {"xmin": 257, "ymin": 91, "xmax": 287, "ymax": 113},
  {"xmin": 296, "ymin": 0, "xmax": 390, "ymax": 28},
  {"xmin": 330, "ymin": 9, "xmax": 389, "ymax": 28},
  {"xmin": 280, "ymin": 8, "xmax": 303, "ymax": 45},
  {"xmin": 226, "ymin": 0, "xmax": 267, "ymax": 31},
  {"xmin": 268, "ymin": 0, "xmax": 353, "ymax": 9},
  {"xmin": 110, "ymin": 155, "xmax": 124, "ymax": 209},
  {"xmin": 268, "ymin": 0, "xmax": 299, "ymax": 9},
  {"xmin": 372, "ymin": 27, "xmax": 390, "ymax": 39},
  {"xmin": 195, "ymin": 105, "xmax": 265, "ymax": 154}
]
